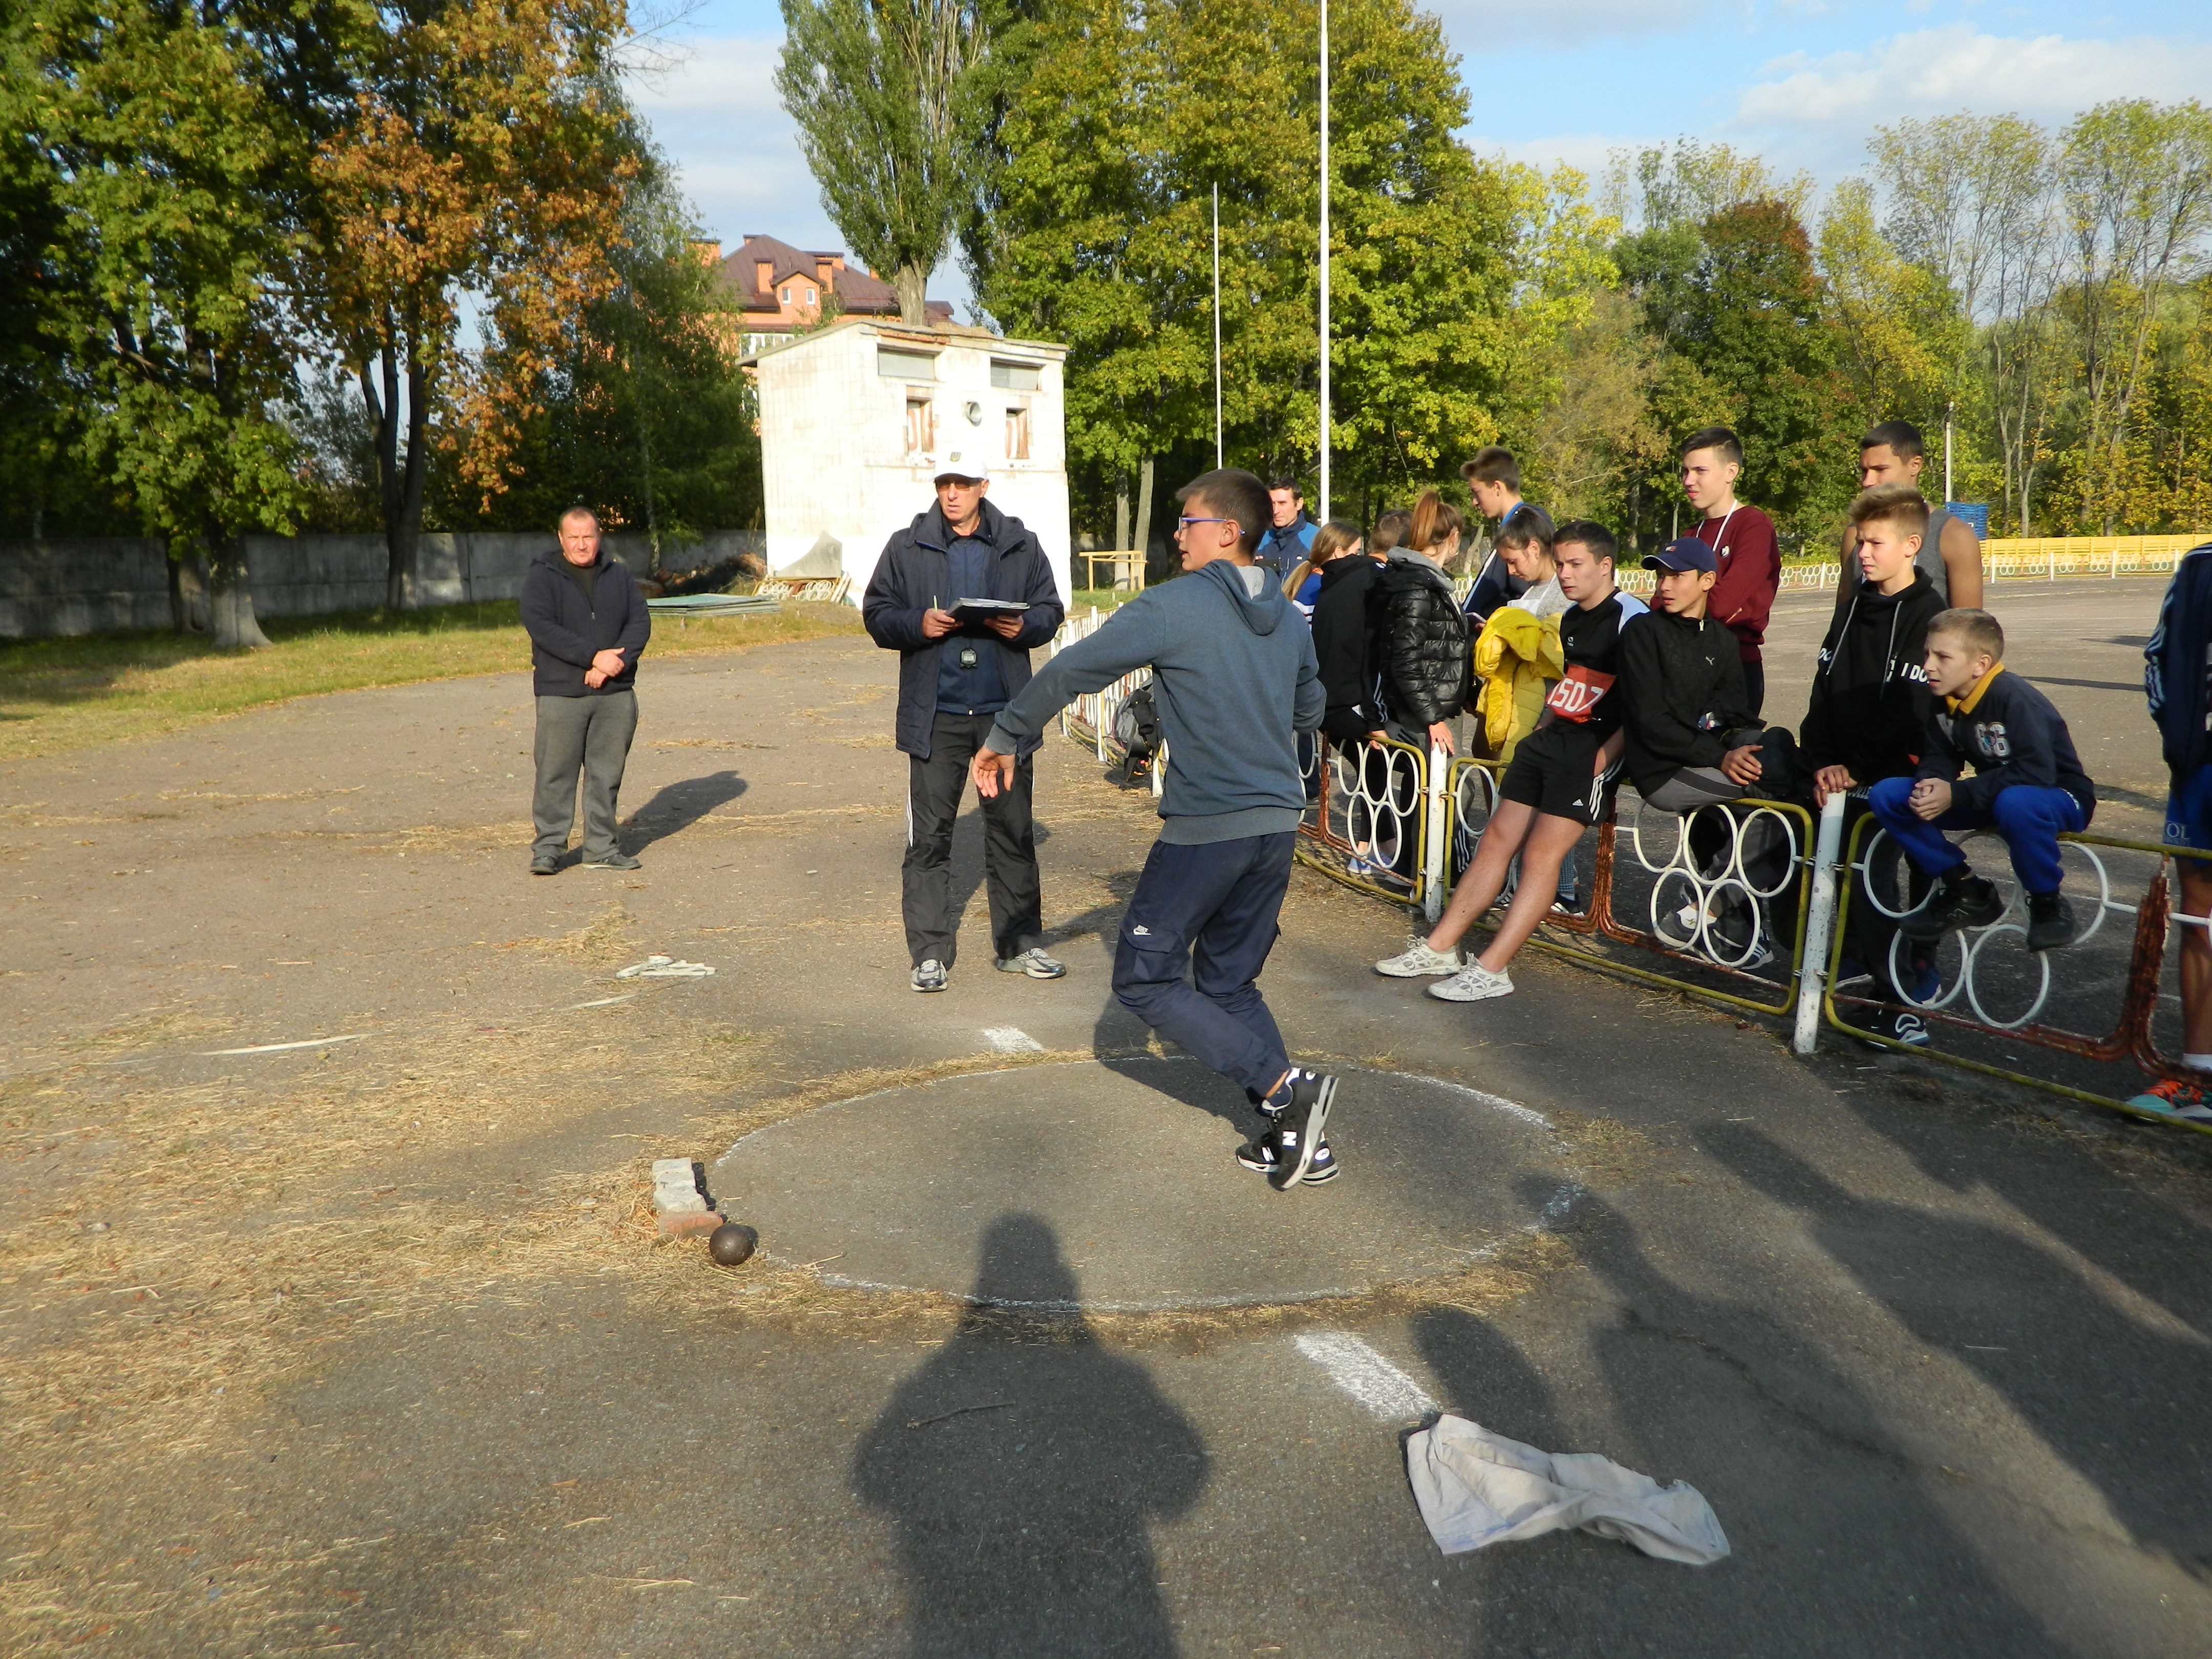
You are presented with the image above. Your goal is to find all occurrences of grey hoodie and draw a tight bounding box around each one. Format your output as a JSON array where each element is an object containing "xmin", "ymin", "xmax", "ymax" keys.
[{"xmin": 989, "ymin": 559, "xmax": 1324, "ymax": 843}]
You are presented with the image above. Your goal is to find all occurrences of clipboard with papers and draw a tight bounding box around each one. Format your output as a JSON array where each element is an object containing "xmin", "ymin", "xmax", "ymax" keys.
[{"xmin": 949, "ymin": 598, "xmax": 1030, "ymax": 626}]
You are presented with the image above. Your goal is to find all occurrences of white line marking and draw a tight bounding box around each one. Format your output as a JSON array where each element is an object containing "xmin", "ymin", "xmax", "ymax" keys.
[
  {"xmin": 571, "ymin": 994, "xmax": 640, "ymax": 1009},
  {"xmin": 200, "ymin": 1034, "xmax": 367, "ymax": 1056},
  {"xmin": 983, "ymin": 1027, "xmax": 1044, "ymax": 1054},
  {"xmin": 1294, "ymin": 1330, "xmax": 1439, "ymax": 1422}
]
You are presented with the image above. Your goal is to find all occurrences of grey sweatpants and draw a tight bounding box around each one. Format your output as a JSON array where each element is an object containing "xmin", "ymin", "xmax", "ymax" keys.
[{"xmin": 533, "ymin": 689, "xmax": 638, "ymax": 860}]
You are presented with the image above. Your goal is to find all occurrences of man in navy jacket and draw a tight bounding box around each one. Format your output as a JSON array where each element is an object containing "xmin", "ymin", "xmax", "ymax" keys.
[
  {"xmin": 518, "ymin": 507, "xmax": 651, "ymax": 875},
  {"xmin": 862, "ymin": 465, "xmax": 1066, "ymax": 991}
]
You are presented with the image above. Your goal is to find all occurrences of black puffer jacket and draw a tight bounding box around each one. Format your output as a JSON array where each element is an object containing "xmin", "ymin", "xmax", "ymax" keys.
[{"xmin": 1368, "ymin": 554, "xmax": 1470, "ymax": 728}]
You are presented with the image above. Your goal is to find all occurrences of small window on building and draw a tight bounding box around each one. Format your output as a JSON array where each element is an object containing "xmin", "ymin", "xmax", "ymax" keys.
[
  {"xmin": 781, "ymin": 287, "xmax": 790, "ymax": 304},
  {"xmin": 879, "ymin": 348, "xmax": 938, "ymax": 380},
  {"xmin": 1005, "ymin": 406, "xmax": 1031, "ymax": 461},
  {"xmin": 990, "ymin": 359, "xmax": 1041, "ymax": 391},
  {"xmin": 905, "ymin": 397, "xmax": 934, "ymax": 456}
]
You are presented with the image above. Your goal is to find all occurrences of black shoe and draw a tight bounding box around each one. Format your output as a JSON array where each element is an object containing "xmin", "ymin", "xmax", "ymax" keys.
[
  {"xmin": 1263, "ymin": 1068, "xmax": 1337, "ymax": 1190},
  {"xmin": 583, "ymin": 850, "xmax": 642, "ymax": 871},
  {"xmin": 1851, "ymin": 1006, "xmax": 1932, "ymax": 1049},
  {"xmin": 529, "ymin": 854, "xmax": 559, "ymax": 876},
  {"xmin": 2026, "ymin": 891, "xmax": 2075, "ymax": 951},
  {"xmin": 1235, "ymin": 1131, "xmax": 1338, "ymax": 1184},
  {"xmin": 1898, "ymin": 871, "xmax": 2004, "ymax": 941}
]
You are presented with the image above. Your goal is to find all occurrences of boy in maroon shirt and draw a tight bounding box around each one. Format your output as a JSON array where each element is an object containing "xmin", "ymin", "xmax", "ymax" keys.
[{"xmin": 1679, "ymin": 425, "xmax": 1780, "ymax": 716}]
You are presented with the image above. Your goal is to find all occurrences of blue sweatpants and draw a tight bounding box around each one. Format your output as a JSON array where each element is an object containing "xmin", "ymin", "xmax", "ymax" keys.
[
  {"xmin": 1866, "ymin": 776, "xmax": 2086, "ymax": 897},
  {"xmin": 1112, "ymin": 833, "xmax": 1294, "ymax": 1101}
]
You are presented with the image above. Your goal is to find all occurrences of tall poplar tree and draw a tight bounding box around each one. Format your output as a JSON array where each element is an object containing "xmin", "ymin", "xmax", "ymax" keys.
[{"xmin": 776, "ymin": 0, "xmax": 983, "ymax": 326}]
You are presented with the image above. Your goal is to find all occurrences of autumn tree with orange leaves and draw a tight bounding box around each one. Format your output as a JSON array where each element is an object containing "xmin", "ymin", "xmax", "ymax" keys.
[{"xmin": 310, "ymin": 0, "xmax": 636, "ymax": 607}]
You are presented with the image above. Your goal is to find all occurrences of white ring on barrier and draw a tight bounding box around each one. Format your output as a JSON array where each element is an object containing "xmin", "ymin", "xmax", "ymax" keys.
[
  {"xmin": 1650, "ymin": 868, "xmax": 1703, "ymax": 951},
  {"xmin": 1736, "ymin": 807, "xmax": 1799, "ymax": 900},
  {"xmin": 1961, "ymin": 924, "xmax": 2053, "ymax": 1030},
  {"xmin": 2058, "ymin": 841, "xmax": 2115, "ymax": 948},
  {"xmin": 1888, "ymin": 927, "xmax": 1968, "ymax": 1012},
  {"xmin": 1697, "ymin": 877, "xmax": 1764, "ymax": 969},
  {"xmin": 1628, "ymin": 800, "xmax": 1683, "ymax": 875}
]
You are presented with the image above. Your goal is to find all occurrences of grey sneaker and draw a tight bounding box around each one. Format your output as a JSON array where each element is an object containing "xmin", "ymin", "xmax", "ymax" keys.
[
  {"xmin": 995, "ymin": 947, "xmax": 1067, "ymax": 980},
  {"xmin": 529, "ymin": 854, "xmax": 559, "ymax": 876},
  {"xmin": 1429, "ymin": 962, "xmax": 1514, "ymax": 1002},
  {"xmin": 1374, "ymin": 939, "xmax": 1464, "ymax": 977},
  {"xmin": 910, "ymin": 959, "xmax": 948, "ymax": 992},
  {"xmin": 583, "ymin": 851, "xmax": 641, "ymax": 871}
]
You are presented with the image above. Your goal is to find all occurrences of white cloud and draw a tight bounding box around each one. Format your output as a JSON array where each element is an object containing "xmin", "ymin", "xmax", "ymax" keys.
[{"xmin": 1736, "ymin": 23, "xmax": 2212, "ymax": 132}]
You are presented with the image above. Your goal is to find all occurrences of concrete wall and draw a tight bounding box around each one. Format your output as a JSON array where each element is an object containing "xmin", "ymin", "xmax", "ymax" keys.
[
  {"xmin": 0, "ymin": 530, "xmax": 765, "ymax": 640},
  {"xmin": 753, "ymin": 323, "xmax": 1072, "ymax": 606}
]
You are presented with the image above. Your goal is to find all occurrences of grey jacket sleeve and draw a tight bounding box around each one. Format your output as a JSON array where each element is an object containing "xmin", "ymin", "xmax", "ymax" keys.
[
  {"xmin": 1294, "ymin": 628, "xmax": 1324, "ymax": 732},
  {"xmin": 986, "ymin": 597, "xmax": 1168, "ymax": 753}
]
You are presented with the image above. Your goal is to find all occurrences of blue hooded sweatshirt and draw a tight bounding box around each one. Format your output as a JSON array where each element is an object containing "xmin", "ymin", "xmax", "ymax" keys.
[{"xmin": 988, "ymin": 559, "xmax": 1324, "ymax": 843}]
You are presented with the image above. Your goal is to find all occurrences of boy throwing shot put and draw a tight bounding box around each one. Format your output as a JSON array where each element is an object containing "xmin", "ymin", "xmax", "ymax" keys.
[
  {"xmin": 1869, "ymin": 610, "xmax": 2097, "ymax": 951},
  {"xmin": 1375, "ymin": 521, "xmax": 1647, "ymax": 1003},
  {"xmin": 970, "ymin": 470, "xmax": 1341, "ymax": 1189}
]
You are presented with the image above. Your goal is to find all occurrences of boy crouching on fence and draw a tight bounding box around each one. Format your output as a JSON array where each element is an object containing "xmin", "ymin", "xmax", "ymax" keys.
[
  {"xmin": 1867, "ymin": 609, "xmax": 2097, "ymax": 952},
  {"xmin": 1798, "ymin": 484, "xmax": 1947, "ymax": 1046},
  {"xmin": 1374, "ymin": 521, "xmax": 1646, "ymax": 1003}
]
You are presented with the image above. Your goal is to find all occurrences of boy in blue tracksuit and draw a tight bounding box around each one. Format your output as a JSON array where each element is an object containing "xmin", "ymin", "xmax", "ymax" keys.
[
  {"xmin": 1868, "ymin": 608, "xmax": 2096, "ymax": 952},
  {"xmin": 2135, "ymin": 540, "xmax": 2212, "ymax": 1121},
  {"xmin": 970, "ymin": 469, "xmax": 1339, "ymax": 1190}
]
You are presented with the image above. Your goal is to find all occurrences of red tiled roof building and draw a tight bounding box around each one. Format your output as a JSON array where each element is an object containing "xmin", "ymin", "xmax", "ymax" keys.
[{"xmin": 705, "ymin": 233, "xmax": 954, "ymax": 354}]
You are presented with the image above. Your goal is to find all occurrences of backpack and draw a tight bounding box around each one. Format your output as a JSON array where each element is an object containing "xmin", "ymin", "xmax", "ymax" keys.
[{"xmin": 1111, "ymin": 683, "xmax": 1163, "ymax": 788}]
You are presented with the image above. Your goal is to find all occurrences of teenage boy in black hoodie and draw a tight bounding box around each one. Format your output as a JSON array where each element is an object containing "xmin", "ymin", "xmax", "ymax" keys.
[
  {"xmin": 1799, "ymin": 484, "xmax": 1947, "ymax": 1044},
  {"xmin": 1869, "ymin": 609, "xmax": 2097, "ymax": 951},
  {"xmin": 1619, "ymin": 539, "xmax": 1794, "ymax": 814}
]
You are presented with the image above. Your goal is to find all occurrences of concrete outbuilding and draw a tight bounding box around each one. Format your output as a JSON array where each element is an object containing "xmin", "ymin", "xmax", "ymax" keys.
[{"xmin": 746, "ymin": 322, "xmax": 1072, "ymax": 604}]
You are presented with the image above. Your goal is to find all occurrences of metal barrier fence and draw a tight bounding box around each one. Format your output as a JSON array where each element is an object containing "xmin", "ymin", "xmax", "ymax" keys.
[
  {"xmin": 1050, "ymin": 607, "xmax": 1163, "ymax": 800},
  {"xmin": 1045, "ymin": 613, "xmax": 2210, "ymax": 1134}
]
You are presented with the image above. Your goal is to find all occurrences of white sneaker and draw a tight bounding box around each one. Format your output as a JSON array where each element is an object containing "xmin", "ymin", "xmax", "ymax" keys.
[
  {"xmin": 1429, "ymin": 962, "xmax": 1514, "ymax": 1002},
  {"xmin": 1374, "ymin": 939, "xmax": 1465, "ymax": 977}
]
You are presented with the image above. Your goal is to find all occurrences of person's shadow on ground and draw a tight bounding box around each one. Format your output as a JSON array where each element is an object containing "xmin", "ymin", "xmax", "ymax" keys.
[
  {"xmin": 853, "ymin": 1214, "xmax": 1208, "ymax": 1657},
  {"xmin": 617, "ymin": 770, "xmax": 746, "ymax": 853}
]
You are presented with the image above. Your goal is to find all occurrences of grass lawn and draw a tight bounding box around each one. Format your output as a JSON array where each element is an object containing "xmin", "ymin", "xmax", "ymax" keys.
[{"xmin": 0, "ymin": 599, "xmax": 864, "ymax": 764}]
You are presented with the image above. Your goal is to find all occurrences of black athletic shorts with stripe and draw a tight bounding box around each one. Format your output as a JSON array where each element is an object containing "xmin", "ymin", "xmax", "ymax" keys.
[{"xmin": 1498, "ymin": 722, "xmax": 1620, "ymax": 826}]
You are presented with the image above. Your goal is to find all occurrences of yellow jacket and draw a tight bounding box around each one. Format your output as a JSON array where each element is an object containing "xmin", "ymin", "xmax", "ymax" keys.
[{"xmin": 1472, "ymin": 606, "xmax": 1564, "ymax": 762}]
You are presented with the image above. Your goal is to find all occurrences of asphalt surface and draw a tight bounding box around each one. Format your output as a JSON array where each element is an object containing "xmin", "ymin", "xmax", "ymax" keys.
[{"xmin": 3, "ymin": 578, "xmax": 2208, "ymax": 1657}]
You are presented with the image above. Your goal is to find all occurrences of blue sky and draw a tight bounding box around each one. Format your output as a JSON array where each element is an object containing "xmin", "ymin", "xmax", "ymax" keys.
[{"xmin": 627, "ymin": 0, "xmax": 2212, "ymax": 316}]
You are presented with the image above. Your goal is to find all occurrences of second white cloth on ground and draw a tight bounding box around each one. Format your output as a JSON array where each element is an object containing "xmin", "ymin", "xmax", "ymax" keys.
[{"xmin": 1406, "ymin": 1414, "xmax": 1730, "ymax": 1565}]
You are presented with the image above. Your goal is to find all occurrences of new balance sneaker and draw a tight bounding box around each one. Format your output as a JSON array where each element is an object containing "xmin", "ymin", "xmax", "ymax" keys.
[
  {"xmin": 1260, "ymin": 1068, "xmax": 1337, "ymax": 1189},
  {"xmin": 2125, "ymin": 1077, "xmax": 2212, "ymax": 1123},
  {"xmin": 1429, "ymin": 962, "xmax": 1514, "ymax": 1002},
  {"xmin": 1375, "ymin": 939, "xmax": 1465, "ymax": 977},
  {"xmin": 2025, "ymin": 891, "xmax": 2075, "ymax": 952},
  {"xmin": 996, "ymin": 947, "xmax": 1068, "ymax": 980},
  {"xmin": 1235, "ymin": 1131, "xmax": 1339, "ymax": 1184},
  {"xmin": 1899, "ymin": 870, "xmax": 2005, "ymax": 941},
  {"xmin": 583, "ymin": 850, "xmax": 642, "ymax": 871},
  {"xmin": 910, "ymin": 959, "xmax": 948, "ymax": 992}
]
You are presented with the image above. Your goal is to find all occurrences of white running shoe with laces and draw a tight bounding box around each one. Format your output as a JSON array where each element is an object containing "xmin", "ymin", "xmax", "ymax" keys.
[
  {"xmin": 1429, "ymin": 962, "xmax": 1514, "ymax": 1002},
  {"xmin": 1374, "ymin": 940, "xmax": 1465, "ymax": 977}
]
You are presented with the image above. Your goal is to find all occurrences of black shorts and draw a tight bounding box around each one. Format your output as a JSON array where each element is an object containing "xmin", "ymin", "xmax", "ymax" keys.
[{"xmin": 1498, "ymin": 723, "xmax": 1620, "ymax": 826}]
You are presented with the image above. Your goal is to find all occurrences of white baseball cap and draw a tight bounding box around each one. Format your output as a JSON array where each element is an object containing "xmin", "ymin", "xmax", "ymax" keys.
[{"xmin": 933, "ymin": 453, "xmax": 990, "ymax": 483}]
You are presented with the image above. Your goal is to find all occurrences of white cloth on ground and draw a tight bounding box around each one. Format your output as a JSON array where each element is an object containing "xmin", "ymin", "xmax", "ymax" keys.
[{"xmin": 1405, "ymin": 1414, "xmax": 1730, "ymax": 1566}]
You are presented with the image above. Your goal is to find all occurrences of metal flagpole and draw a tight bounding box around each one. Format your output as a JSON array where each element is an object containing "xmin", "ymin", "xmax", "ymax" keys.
[
  {"xmin": 1213, "ymin": 183, "xmax": 1223, "ymax": 468},
  {"xmin": 1317, "ymin": 0, "xmax": 1331, "ymax": 520}
]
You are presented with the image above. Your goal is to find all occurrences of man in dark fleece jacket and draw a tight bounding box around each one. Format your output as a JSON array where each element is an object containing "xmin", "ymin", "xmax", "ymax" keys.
[
  {"xmin": 518, "ymin": 507, "xmax": 651, "ymax": 875},
  {"xmin": 973, "ymin": 469, "xmax": 1338, "ymax": 1191},
  {"xmin": 862, "ymin": 469, "xmax": 1065, "ymax": 991},
  {"xmin": 1871, "ymin": 608, "xmax": 2097, "ymax": 951}
]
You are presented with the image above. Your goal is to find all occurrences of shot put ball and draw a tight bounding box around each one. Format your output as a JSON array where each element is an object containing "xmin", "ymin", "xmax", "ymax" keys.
[{"xmin": 708, "ymin": 1222, "xmax": 757, "ymax": 1267}]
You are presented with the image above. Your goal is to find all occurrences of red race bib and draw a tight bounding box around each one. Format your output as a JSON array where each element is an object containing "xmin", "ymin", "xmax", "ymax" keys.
[{"xmin": 1545, "ymin": 665, "xmax": 1614, "ymax": 723}]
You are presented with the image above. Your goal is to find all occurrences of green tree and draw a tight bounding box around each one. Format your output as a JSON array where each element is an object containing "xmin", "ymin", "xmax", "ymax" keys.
[
  {"xmin": 6, "ymin": 0, "xmax": 319, "ymax": 645},
  {"xmin": 1819, "ymin": 178, "xmax": 1968, "ymax": 436},
  {"xmin": 776, "ymin": 0, "xmax": 982, "ymax": 325},
  {"xmin": 445, "ymin": 153, "xmax": 762, "ymax": 549},
  {"xmin": 309, "ymin": 0, "xmax": 636, "ymax": 607}
]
